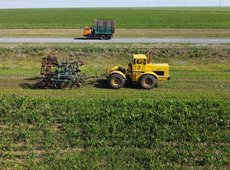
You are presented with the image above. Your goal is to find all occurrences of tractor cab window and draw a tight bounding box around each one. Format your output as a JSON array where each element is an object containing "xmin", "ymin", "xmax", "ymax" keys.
[
  {"xmin": 137, "ymin": 60, "xmax": 142, "ymax": 64},
  {"xmin": 133, "ymin": 59, "xmax": 136, "ymax": 64},
  {"xmin": 133, "ymin": 59, "xmax": 146, "ymax": 65}
]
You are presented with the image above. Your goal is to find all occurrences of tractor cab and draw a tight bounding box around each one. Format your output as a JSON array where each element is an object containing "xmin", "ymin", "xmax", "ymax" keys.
[{"xmin": 129, "ymin": 54, "xmax": 148, "ymax": 72}]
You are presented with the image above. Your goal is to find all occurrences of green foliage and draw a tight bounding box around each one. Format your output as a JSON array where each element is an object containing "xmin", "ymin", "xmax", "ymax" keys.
[
  {"xmin": 0, "ymin": 8, "xmax": 230, "ymax": 29},
  {"xmin": 0, "ymin": 96, "xmax": 229, "ymax": 168}
]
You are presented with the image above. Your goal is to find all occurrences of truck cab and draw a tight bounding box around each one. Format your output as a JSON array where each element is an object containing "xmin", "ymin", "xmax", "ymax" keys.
[{"xmin": 83, "ymin": 27, "xmax": 92, "ymax": 38}]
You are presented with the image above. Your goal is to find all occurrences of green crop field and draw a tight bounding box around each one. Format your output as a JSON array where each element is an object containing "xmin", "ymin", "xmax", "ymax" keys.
[
  {"xmin": 0, "ymin": 7, "xmax": 230, "ymax": 29},
  {"xmin": 0, "ymin": 43, "xmax": 230, "ymax": 168},
  {"xmin": 0, "ymin": 97, "xmax": 229, "ymax": 169}
]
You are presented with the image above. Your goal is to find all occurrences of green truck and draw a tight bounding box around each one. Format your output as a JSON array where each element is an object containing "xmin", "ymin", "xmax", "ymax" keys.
[{"xmin": 83, "ymin": 19, "xmax": 116, "ymax": 40}]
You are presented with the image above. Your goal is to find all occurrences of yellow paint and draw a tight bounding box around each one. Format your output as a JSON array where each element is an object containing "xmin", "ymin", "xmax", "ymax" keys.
[
  {"xmin": 112, "ymin": 78, "xmax": 121, "ymax": 86},
  {"xmin": 106, "ymin": 69, "xmax": 126, "ymax": 79}
]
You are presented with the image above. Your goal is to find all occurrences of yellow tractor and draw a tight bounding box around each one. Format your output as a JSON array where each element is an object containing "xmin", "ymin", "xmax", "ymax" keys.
[{"xmin": 106, "ymin": 54, "xmax": 170, "ymax": 89}]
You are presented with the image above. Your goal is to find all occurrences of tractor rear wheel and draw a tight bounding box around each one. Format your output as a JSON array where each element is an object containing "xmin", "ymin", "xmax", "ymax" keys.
[
  {"xmin": 108, "ymin": 74, "xmax": 125, "ymax": 89},
  {"xmin": 139, "ymin": 75, "xmax": 157, "ymax": 89}
]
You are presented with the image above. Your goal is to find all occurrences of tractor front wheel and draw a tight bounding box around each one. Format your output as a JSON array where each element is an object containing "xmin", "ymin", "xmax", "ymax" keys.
[
  {"xmin": 139, "ymin": 75, "xmax": 157, "ymax": 89},
  {"xmin": 108, "ymin": 74, "xmax": 125, "ymax": 89}
]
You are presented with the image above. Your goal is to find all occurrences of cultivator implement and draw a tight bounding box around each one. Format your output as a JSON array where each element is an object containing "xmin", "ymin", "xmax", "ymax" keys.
[{"xmin": 37, "ymin": 56, "xmax": 86, "ymax": 89}]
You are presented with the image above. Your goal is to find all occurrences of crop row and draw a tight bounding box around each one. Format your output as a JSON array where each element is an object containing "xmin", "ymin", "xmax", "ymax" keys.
[{"xmin": 0, "ymin": 96, "xmax": 229, "ymax": 168}]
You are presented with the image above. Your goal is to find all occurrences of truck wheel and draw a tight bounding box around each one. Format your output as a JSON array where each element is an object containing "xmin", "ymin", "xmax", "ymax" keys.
[
  {"xmin": 139, "ymin": 75, "xmax": 157, "ymax": 89},
  {"xmin": 100, "ymin": 35, "xmax": 106, "ymax": 40},
  {"xmin": 108, "ymin": 74, "xmax": 125, "ymax": 89},
  {"xmin": 87, "ymin": 34, "xmax": 92, "ymax": 39},
  {"xmin": 106, "ymin": 35, "xmax": 112, "ymax": 40}
]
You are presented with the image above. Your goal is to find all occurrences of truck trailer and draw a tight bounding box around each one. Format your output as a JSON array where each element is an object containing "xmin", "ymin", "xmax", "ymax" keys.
[{"xmin": 83, "ymin": 19, "xmax": 115, "ymax": 40}]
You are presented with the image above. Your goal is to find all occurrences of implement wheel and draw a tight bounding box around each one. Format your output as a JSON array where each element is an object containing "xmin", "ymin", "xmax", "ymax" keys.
[
  {"xmin": 108, "ymin": 74, "xmax": 125, "ymax": 89},
  {"xmin": 139, "ymin": 75, "xmax": 157, "ymax": 89}
]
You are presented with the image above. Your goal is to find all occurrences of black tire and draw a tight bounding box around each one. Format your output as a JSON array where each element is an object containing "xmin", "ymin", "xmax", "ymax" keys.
[
  {"xmin": 139, "ymin": 75, "xmax": 157, "ymax": 89},
  {"xmin": 100, "ymin": 35, "xmax": 106, "ymax": 40},
  {"xmin": 108, "ymin": 74, "xmax": 125, "ymax": 89},
  {"xmin": 106, "ymin": 35, "xmax": 112, "ymax": 40}
]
